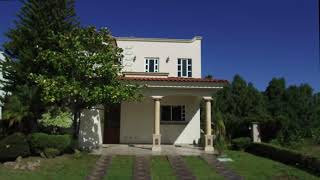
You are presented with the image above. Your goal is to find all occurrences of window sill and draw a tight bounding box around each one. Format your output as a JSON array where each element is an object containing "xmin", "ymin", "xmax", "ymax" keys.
[{"xmin": 160, "ymin": 121, "xmax": 188, "ymax": 125}]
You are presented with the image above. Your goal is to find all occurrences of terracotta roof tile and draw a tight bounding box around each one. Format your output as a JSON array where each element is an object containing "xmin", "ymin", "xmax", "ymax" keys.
[{"xmin": 120, "ymin": 76, "xmax": 229, "ymax": 83}]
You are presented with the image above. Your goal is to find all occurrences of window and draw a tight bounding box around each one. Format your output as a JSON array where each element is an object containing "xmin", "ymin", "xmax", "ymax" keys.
[
  {"xmin": 178, "ymin": 58, "xmax": 192, "ymax": 77},
  {"xmin": 161, "ymin": 105, "xmax": 185, "ymax": 121},
  {"xmin": 145, "ymin": 58, "xmax": 159, "ymax": 72}
]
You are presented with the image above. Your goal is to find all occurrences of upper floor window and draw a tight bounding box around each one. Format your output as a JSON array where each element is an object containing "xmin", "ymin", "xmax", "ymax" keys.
[
  {"xmin": 178, "ymin": 58, "xmax": 192, "ymax": 77},
  {"xmin": 145, "ymin": 58, "xmax": 159, "ymax": 72}
]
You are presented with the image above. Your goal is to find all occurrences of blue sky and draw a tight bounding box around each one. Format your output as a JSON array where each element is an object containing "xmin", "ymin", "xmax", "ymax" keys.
[{"xmin": 0, "ymin": 0, "xmax": 319, "ymax": 92}]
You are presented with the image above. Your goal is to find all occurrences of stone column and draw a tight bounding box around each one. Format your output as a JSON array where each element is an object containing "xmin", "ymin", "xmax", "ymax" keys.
[
  {"xmin": 252, "ymin": 122, "xmax": 261, "ymax": 143},
  {"xmin": 203, "ymin": 96, "xmax": 214, "ymax": 153},
  {"xmin": 152, "ymin": 96, "xmax": 163, "ymax": 151}
]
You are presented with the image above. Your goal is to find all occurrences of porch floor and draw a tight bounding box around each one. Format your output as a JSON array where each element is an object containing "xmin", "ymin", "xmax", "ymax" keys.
[{"xmin": 91, "ymin": 144, "xmax": 216, "ymax": 156}]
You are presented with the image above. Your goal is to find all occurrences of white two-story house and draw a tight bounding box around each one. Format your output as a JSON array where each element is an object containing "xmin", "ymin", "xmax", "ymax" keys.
[{"xmin": 79, "ymin": 37, "xmax": 227, "ymax": 152}]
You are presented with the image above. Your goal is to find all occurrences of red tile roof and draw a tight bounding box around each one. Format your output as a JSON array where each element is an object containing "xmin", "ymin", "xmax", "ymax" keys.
[{"xmin": 120, "ymin": 76, "xmax": 229, "ymax": 83}]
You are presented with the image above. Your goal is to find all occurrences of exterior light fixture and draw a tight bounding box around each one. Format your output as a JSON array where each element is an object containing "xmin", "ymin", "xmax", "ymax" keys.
[{"xmin": 166, "ymin": 57, "xmax": 170, "ymax": 63}]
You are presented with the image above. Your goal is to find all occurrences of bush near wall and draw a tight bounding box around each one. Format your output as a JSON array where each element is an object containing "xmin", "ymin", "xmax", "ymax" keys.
[
  {"xmin": 246, "ymin": 142, "xmax": 320, "ymax": 176},
  {"xmin": 0, "ymin": 133, "xmax": 30, "ymax": 162},
  {"xmin": 231, "ymin": 137, "xmax": 251, "ymax": 150},
  {"xmin": 28, "ymin": 133, "xmax": 72, "ymax": 154}
]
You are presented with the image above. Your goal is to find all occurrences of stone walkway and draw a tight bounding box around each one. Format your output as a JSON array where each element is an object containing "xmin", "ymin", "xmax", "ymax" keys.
[
  {"xmin": 133, "ymin": 156, "xmax": 151, "ymax": 180},
  {"xmin": 201, "ymin": 154, "xmax": 244, "ymax": 180},
  {"xmin": 86, "ymin": 154, "xmax": 244, "ymax": 180},
  {"xmin": 86, "ymin": 155, "xmax": 112, "ymax": 180},
  {"xmin": 167, "ymin": 156, "xmax": 196, "ymax": 180}
]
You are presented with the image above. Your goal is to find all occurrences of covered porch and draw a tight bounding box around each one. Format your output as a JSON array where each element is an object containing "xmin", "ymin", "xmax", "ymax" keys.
[{"xmin": 78, "ymin": 76, "xmax": 227, "ymax": 153}]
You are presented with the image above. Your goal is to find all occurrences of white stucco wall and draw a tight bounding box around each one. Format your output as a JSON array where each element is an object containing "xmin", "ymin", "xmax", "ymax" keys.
[
  {"xmin": 120, "ymin": 95, "xmax": 201, "ymax": 144},
  {"xmin": 78, "ymin": 106, "xmax": 104, "ymax": 150},
  {"xmin": 116, "ymin": 37, "xmax": 202, "ymax": 78}
]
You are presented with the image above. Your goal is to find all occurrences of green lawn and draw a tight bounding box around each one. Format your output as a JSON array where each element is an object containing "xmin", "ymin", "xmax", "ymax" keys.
[
  {"xmin": 225, "ymin": 150, "xmax": 320, "ymax": 180},
  {"xmin": 1, "ymin": 153, "xmax": 319, "ymax": 180},
  {"xmin": 104, "ymin": 156, "xmax": 133, "ymax": 180},
  {"xmin": 151, "ymin": 156, "xmax": 176, "ymax": 180},
  {"xmin": 183, "ymin": 156, "xmax": 224, "ymax": 180},
  {"xmin": 0, "ymin": 153, "xmax": 99, "ymax": 180}
]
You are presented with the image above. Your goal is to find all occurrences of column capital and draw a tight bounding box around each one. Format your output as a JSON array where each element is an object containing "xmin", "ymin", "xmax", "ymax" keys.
[
  {"xmin": 151, "ymin": 96, "xmax": 163, "ymax": 100},
  {"xmin": 203, "ymin": 96, "xmax": 213, "ymax": 101}
]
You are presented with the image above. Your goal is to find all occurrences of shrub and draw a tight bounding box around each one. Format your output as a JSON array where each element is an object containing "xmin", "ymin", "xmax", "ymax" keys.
[
  {"xmin": 197, "ymin": 134, "xmax": 205, "ymax": 147},
  {"xmin": 0, "ymin": 133, "xmax": 30, "ymax": 162},
  {"xmin": 44, "ymin": 148, "xmax": 60, "ymax": 158},
  {"xmin": 231, "ymin": 137, "xmax": 251, "ymax": 150},
  {"xmin": 28, "ymin": 133, "xmax": 72, "ymax": 154},
  {"xmin": 214, "ymin": 110, "xmax": 227, "ymax": 155},
  {"xmin": 215, "ymin": 136, "xmax": 228, "ymax": 155},
  {"xmin": 275, "ymin": 129, "xmax": 304, "ymax": 148},
  {"xmin": 247, "ymin": 142, "xmax": 320, "ymax": 176}
]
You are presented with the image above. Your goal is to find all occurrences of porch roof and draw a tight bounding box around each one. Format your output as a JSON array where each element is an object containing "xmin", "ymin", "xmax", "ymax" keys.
[{"xmin": 120, "ymin": 76, "xmax": 228, "ymax": 84}]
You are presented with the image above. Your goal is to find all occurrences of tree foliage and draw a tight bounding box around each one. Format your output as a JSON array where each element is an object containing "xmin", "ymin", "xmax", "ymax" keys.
[
  {"xmin": 39, "ymin": 108, "xmax": 73, "ymax": 130},
  {"xmin": 2, "ymin": 0, "xmax": 78, "ymax": 90},
  {"xmin": 1, "ymin": 0, "xmax": 78, "ymax": 130},
  {"xmin": 214, "ymin": 74, "xmax": 320, "ymax": 147},
  {"xmin": 31, "ymin": 27, "xmax": 140, "ymax": 106},
  {"xmin": 30, "ymin": 27, "xmax": 141, "ymax": 135},
  {"xmin": 2, "ymin": 85, "xmax": 42, "ymax": 130},
  {"xmin": 215, "ymin": 75, "xmax": 268, "ymax": 139}
]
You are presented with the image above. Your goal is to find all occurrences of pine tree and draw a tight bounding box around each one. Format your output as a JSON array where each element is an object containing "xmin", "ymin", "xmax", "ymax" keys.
[
  {"xmin": 0, "ymin": 0, "xmax": 78, "ymax": 130},
  {"xmin": 2, "ymin": 0, "xmax": 78, "ymax": 90}
]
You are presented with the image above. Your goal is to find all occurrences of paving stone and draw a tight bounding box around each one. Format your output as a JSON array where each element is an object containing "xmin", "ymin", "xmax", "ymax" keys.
[
  {"xmin": 167, "ymin": 156, "xmax": 196, "ymax": 180},
  {"xmin": 133, "ymin": 156, "xmax": 151, "ymax": 180},
  {"xmin": 201, "ymin": 154, "xmax": 244, "ymax": 180},
  {"xmin": 86, "ymin": 155, "xmax": 112, "ymax": 180}
]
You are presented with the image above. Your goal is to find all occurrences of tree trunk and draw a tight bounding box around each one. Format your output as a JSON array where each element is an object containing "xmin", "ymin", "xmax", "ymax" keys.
[
  {"xmin": 76, "ymin": 111, "xmax": 81, "ymax": 137},
  {"xmin": 72, "ymin": 108, "xmax": 80, "ymax": 138}
]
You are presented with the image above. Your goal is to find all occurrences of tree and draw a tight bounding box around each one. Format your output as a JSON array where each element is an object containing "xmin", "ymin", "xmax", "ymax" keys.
[
  {"xmin": 264, "ymin": 78, "xmax": 286, "ymax": 117},
  {"xmin": 205, "ymin": 74, "xmax": 213, "ymax": 79},
  {"xmin": 1, "ymin": 0, "xmax": 78, "ymax": 129},
  {"xmin": 284, "ymin": 84, "xmax": 314, "ymax": 136},
  {"xmin": 3, "ymin": 0, "xmax": 78, "ymax": 90},
  {"xmin": 214, "ymin": 75, "xmax": 268, "ymax": 139},
  {"xmin": 311, "ymin": 93, "xmax": 320, "ymax": 127},
  {"xmin": 30, "ymin": 27, "xmax": 141, "ymax": 136}
]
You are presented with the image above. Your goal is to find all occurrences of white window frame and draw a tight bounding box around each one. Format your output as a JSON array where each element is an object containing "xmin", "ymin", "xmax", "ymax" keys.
[
  {"xmin": 178, "ymin": 58, "xmax": 192, "ymax": 77},
  {"xmin": 145, "ymin": 58, "xmax": 159, "ymax": 72}
]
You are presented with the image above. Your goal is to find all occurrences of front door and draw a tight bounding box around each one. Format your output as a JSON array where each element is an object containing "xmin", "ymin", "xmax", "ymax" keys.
[{"xmin": 103, "ymin": 104, "xmax": 120, "ymax": 144}]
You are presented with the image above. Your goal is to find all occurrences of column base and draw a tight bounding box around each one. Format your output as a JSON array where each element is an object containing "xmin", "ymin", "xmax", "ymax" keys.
[
  {"xmin": 152, "ymin": 134, "xmax": 161, "ymax": 152},
  {"xmin": 204, "ymin": 135, "xmax": 214, "ymax": 153}
]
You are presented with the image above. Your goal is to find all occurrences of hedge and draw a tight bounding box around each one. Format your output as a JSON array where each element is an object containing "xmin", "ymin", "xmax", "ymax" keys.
[
  {"xmin": 246, "ymin": 142, "xmax": 320, "ymax": 176},
  {"xmin": 231, "ymin": 137, "xmax": 251, "ymax": 150},
  {"xmin": 0, "ymin": 133, "xmax": 31, "ymax": 162},
  {"xmin": 28, "ymin": 133, "xmax": 72, "ymax": 154}
]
